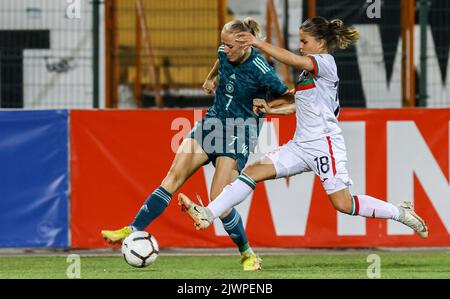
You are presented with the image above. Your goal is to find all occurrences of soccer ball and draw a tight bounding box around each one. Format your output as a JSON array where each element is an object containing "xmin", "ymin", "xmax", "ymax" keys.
[{"xmin": 121, "ymin": 231, "xmax": 159, "ymax": 268}]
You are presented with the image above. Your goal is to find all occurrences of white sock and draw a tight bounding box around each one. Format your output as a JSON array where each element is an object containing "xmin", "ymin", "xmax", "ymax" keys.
[
  {"xmin": 208, "ymin": 173, "xmax": 256, "ymax": 219},
  {"xmin": 353, "ymin": 195, "xmax": 400, "ymax": 220}
]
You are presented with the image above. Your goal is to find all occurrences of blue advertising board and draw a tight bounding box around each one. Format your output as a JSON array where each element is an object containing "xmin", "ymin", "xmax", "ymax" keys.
[{"xmin": 0, "ymin": 110, "xmax": 69, "ymax": 247}]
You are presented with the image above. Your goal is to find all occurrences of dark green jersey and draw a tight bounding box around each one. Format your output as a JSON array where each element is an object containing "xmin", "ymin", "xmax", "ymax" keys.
[{"xmin": 205, "ymin": 46, "xmax": 288, "ymax": 121}]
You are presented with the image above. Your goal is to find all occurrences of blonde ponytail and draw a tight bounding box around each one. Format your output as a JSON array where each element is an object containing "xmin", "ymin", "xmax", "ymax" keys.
[
  {"xmin": 243, "ymin": 17, "xmax": 262, "ymax": 39},
  {"xmin": 224, "ymin": 18, "xmax": 262, "ymax": 38}
]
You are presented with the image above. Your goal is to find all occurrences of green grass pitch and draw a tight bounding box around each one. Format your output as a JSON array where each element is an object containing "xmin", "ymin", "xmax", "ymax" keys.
[{"xmin": 1, "ymin": 252, "xmax": 449, "ymax": 279}]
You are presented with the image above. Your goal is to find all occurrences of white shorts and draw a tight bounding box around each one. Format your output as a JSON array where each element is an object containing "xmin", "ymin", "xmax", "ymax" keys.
[{"xmin": 265, "ymin": 134, "xmax": 353, "ymax": 194}]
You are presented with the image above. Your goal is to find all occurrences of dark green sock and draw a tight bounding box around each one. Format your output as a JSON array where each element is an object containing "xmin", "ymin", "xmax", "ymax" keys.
[
  {"xmin": 131, "ymin": 186, "xmax": 172, "ymax": 231},
  {"xmin": 221, "ymin": 208, "xmax": 251, "ymax": 253}
]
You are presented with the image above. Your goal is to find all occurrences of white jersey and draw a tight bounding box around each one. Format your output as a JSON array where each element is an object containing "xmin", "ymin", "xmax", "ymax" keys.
[{"xmin": 293, "ymin": 54, "xmax": 341, "ymax": 142}]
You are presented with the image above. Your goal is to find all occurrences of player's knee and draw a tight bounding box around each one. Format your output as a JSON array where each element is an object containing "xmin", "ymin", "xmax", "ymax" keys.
[
  {"xmin": 241, "ymin": 157, "xmax": 275, "ymax": 183},
  {"xmin": 330, "ymin": 197, "xmax": 352, "ymax": 214},
  {"xmin": 241, "ymin": 166, "xmax": 257, "ymax": 181}
]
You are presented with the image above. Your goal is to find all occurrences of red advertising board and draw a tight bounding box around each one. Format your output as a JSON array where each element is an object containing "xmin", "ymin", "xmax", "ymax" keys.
[{"xmin": 70, "ymin": 109, "xmax": 450, "ymax": 248}]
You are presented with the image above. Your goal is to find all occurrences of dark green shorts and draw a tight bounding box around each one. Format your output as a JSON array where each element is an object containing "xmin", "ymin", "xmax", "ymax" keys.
[{"xmin": 186, "ymin": 118, "xmax": 258, "ymax": 173}]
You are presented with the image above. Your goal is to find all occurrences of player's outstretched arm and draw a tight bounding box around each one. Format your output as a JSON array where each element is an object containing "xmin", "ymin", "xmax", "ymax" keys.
[
  {"xmin": 253, "ymin": 98, "xmax": 296, "ymax": 116},
  {"xmin": 266, "ymin": 90, "xmax": 295, "ymax": 108},
  {"xmin": 236, "ymin": 32, "xmax": 314, "ymax": 72}
]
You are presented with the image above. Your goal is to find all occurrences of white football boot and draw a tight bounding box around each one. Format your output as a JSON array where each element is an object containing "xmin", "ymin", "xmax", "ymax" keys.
[
  {"xmin": 397, "ymin": 201, "xmax": 428, "ymax": 238},
  {"xmin": 178, "ymin": 193, "xmax": 214, "ymax": 230}
]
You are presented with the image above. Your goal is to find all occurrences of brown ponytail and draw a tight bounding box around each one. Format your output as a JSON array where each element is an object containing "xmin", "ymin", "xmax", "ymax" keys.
[{"xmin": 300, "ymin": 17, "xmax": 360, "ymax": 52}]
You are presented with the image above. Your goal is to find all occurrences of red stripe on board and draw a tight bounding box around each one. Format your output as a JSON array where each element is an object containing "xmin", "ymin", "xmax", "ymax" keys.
[{"xmin": 326, "ymin": 136, "xmax": 337, "ymax": 175}]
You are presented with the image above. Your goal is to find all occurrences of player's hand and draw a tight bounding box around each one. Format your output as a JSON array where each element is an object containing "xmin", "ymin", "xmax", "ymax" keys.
[
  {"xmin": 253, "ymin": 98, "xmax": 271, "ymax": 114},
  {"xmin": 202, "ymin": 79, "xmax": 216, "ymax": 95},
  {"xmin": 235, "ymin": 32, "xmax": 261, "ymax": 48}
]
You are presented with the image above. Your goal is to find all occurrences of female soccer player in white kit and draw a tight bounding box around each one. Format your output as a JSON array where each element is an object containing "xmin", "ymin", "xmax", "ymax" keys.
[{"xmin": 179, "ymin": 17, "xmax": 428, "ymax": 238}]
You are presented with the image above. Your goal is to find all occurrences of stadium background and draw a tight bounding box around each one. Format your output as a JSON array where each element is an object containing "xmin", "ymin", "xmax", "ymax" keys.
[{"xmin": 0, "ymin": 0, "xmax": 449, "ymax": 250}]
